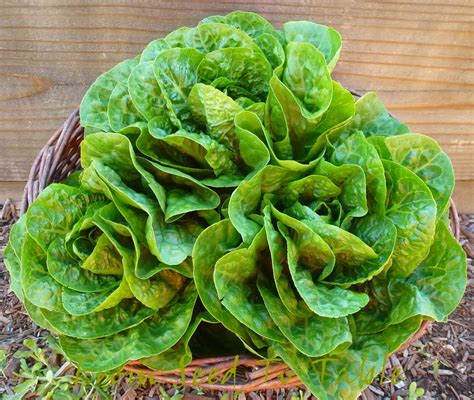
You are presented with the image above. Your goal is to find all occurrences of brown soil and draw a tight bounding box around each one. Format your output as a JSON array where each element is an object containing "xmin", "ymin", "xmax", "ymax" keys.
[{"xmin": 0, "ymin": 201, "xmax": 472, "ymax": 399}]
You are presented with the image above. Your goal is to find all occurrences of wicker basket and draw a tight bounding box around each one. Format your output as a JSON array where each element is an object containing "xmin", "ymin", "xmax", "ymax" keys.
[{"xmin": 20, "ymin": 100, "xmax": 461, "ymax": 392}]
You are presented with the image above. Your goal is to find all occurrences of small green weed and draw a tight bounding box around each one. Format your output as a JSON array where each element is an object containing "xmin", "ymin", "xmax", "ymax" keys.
[{"xmin": 0, "ymin": 337, "xmax": 114, "ymax": 399}]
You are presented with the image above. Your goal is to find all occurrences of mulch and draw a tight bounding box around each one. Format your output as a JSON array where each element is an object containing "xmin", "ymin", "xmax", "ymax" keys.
[
  {"xmin": 0, "ymin": 200, "xmax": 472, "ymax": 399},
  {"xmin": 0, "ymin": 200, "xmax": 33, "ymax": 352},
  {"xmin": 0, "ymin": 201, "xmax": 28, "ymax": 352}
]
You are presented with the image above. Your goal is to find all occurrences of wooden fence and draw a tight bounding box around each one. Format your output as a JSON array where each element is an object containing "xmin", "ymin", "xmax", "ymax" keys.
[{"xmin": 0, "ymin": 0, "xmax": 472, "ymax": 211}]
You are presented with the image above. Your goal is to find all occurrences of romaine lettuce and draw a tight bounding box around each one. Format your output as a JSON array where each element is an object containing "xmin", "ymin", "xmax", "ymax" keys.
[{"xmin": 5, "ymin": 11, "xmax": 466, "ymax": 398}]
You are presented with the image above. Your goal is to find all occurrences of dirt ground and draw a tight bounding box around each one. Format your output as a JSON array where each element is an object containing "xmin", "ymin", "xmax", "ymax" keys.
[{"xmin": 0, "ymin": 200, "xmax": 472, "ymax": 399}]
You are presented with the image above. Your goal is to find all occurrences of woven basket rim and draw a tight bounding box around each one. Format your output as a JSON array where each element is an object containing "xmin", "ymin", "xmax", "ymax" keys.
[{"xmin": 20, "ymin": 93, "xmax": 461, "ymax": 392}]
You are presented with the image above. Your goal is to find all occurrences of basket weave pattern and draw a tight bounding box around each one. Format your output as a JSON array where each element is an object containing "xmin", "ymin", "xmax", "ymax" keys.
[{"xmin": 20, "ymin": 106, "xmax": 460, "ymax": 391}]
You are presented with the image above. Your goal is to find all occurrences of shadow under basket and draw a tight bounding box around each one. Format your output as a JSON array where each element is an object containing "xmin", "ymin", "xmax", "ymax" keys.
[{"xmin": 21, "ymin": 106, "xmax": 461, "ymax": 392}]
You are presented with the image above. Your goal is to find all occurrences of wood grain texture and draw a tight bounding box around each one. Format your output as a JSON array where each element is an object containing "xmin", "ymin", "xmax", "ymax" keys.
[{"xmin": 0, "ymin": 0, "xmax": 473, "ymax": 211}]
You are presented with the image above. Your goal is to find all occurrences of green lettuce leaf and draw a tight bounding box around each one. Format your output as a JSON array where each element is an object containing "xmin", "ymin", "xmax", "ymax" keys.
[
  {"xmin": 383, "ymin": 160, "xmax": 437, "ymax": 278},
  {"xmin": 80, "ymin": 58, "xmax": 138, "ymax": 131},
  {"xmin": 283, "ymin": 20, "xmax": 342, "ymax": 71},
  {"xmin": 388, "ymin": 221, "xmax": 466, "ymax": 325},
  {"xmin": 384, "ymin": 133, "xmax": 455, "ymax": 219},
  {"xmin": 59, "ymin": 283, "xmax": 197, "ymax": 372},
  {"xmin": 214, "ymin": 228, "xmax": 286, "ymax": 342}
]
